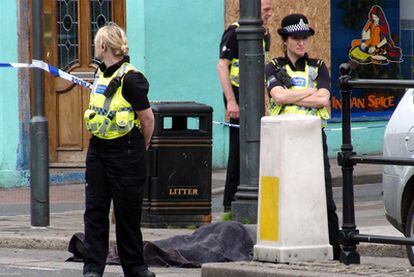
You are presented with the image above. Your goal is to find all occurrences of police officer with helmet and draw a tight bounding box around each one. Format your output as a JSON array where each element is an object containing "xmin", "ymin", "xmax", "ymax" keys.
[
  {"xmin": 83, "ymin": 23, "xmax": 155, "ymax": 277},
  {"xmin": 265, "ymin": 14, "xmax": 341, "ymax": 260}
]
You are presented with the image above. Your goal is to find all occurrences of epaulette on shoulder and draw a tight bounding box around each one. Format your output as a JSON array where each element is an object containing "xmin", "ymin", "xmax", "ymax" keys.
[
  {"xmin": 308, "ymin": 58, "xmax": 324, "ymax": 68},
  {"xmin": 271, "ymin": 57, "xmax": 287, "ymax": 68}
]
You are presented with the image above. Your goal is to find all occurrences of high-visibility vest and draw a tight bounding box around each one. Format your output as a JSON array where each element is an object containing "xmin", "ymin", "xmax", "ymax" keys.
[
  {"xmin": 229, "ymin": 22, "xmax": 269, "ymax": 88},
  {"xmin": 84, "ymin": 63, "xmax": 140, "ymax": 139},
  {"xmin": 268, "ymin": 60, "xmax": 330, "ymax": 126}
]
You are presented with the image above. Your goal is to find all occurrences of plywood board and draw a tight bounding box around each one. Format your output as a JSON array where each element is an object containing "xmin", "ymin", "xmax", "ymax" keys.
[{"xmin": 224, "ymin": 0, "xmax": 331, "ymax": 69}]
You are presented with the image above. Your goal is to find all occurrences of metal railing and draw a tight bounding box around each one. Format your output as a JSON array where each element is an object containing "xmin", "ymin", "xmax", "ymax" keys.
[{"xmin": 338, "ymin": 63, "xmax": 414, "ymax": 265}]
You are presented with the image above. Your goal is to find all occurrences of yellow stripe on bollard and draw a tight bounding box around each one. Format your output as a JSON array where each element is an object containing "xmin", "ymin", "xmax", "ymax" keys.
[{"xmin": 259, "ymin": 176, "xmax": 279, "ymax": 241}]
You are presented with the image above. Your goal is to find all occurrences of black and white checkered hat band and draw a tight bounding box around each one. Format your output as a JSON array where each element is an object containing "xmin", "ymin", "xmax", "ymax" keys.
[{"xmin": 283, "ymin": 19, "xmax": 309, "ymax": 33}]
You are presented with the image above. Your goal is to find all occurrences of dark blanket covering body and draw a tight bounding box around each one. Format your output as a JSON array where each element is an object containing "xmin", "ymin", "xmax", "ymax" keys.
[{"xmin": 68, "ymin": 221, "xmax": 254, "ymax": 268}]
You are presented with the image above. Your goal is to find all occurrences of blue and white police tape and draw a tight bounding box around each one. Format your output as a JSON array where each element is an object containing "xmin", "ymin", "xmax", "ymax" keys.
[
  {"xmin": 213, "ymin": 121, "xmax": 240, "ymax": 128},
  {"xmin": 0, "ymin": 60, "xmax": 93, "ymax": 89},
  {"xmin": 213, "ymin": 120, "xmax": 386, "ymax": 132},
  {"xmin": 0, "ymin": 62, "xmax": 34, "ymax": 68},
  {"xmin": 325, "ymin": 124, "xmax": 386, "ymax": 132}
]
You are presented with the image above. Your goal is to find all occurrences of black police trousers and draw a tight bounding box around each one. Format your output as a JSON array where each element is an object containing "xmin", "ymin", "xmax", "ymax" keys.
[
  {"xmin": 223, "ymin": 91, "xmax": 240, "ymax": 208},
  {"xmin": 83, "ymin": 141, "xmax": 147, "ymax": 276},
  {"xmin": 322, "ymin": 130, "xmax": 341, "ymax": 259}
]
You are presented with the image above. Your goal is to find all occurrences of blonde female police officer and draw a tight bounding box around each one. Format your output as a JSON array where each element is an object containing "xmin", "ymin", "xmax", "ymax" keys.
[
  {"xmin": 83, "ymin": 23, "xmax": 155, "ymax": 277},
  {"xmin": 265, "ymin": 14, "xmax": 341, "ymax": 260}
]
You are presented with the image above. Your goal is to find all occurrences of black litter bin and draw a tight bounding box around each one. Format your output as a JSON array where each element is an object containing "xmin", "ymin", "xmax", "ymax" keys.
[{"xmin": 142, "ymin": 101, "xmax": 213, "ymax": 228}]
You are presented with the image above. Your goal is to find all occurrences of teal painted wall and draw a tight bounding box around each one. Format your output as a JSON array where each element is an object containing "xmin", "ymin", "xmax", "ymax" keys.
[
  {"xmin": 126, "ymin": 0, "xmax": 146, "ymax": 72},
  {"xmin": 326, "ymin": 121, "xmax": 386, "ymax": 158},
  {"xmin": 126, "ymin": 0, "xmax": 228, "ymax": 168},
  {"xmin": 0, "ymin": 1, "xmax": 20, "ymax": 187}
]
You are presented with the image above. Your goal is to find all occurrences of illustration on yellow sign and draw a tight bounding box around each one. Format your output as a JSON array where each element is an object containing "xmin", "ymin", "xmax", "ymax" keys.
[{"xmin": 349, "ymin": 5, "xmax": 402, "ymax": 65}]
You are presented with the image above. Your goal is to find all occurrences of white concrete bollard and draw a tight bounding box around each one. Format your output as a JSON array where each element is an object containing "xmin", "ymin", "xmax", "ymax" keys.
[{"xmin": 254, "ymin": 114, "xmax": 332, "ymax": 263}]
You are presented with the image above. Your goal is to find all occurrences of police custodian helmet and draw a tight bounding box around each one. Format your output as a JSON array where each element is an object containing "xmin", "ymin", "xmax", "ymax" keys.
[{"xmin": 277, "ymin": 13, "xmax": 315, "ymax": 37}]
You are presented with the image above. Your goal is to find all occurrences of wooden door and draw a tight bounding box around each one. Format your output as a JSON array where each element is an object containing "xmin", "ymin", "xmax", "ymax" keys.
[{"xmin": 42, "ymin": 0, "xmax": 125, "ymax": 167}]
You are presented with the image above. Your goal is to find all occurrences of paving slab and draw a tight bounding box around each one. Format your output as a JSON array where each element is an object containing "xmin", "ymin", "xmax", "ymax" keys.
[{"xmin": 201, "ymin": 260, "xmax": 413, "ymax": 277}]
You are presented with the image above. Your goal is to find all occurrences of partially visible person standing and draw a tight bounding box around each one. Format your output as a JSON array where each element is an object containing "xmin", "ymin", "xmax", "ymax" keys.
[
  {"xmin": 82, "ymin": 23, "xmax": 155, "ymax": 277},
  {"xmin": 265, "ymin": 14, "xmax": 341, "ymax": 260},
  {"xmin": 217, "ymin": 0, "xmax": 273, "ymax": 212}
]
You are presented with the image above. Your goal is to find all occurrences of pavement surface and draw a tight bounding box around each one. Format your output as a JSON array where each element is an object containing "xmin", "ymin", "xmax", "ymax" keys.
[{"xmin": 1, "ymin": 156, "xmax": 412, "ymax": 276}]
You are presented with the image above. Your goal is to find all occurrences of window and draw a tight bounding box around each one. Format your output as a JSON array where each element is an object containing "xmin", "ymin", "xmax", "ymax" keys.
[
  {"xmin": 331, "ymin": 1, "xmax": 406, "ymax": 120},
  {"xmin": 57, "ymin": 0, "xmax": 79, "ymax": 70}
]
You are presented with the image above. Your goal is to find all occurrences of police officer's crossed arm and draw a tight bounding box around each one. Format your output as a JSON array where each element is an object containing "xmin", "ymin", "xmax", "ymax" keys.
[
  {"xmin": 269, "ymin": 86, "xmax": 330, "ymax": 109},
  {"xmin": 217, "ymin": 59, "xmax": 239, "ymax": 119},
  {"xmin": 266, "ymin": 62, "xmax": 330, "ymax": 109},
  {"xmin": 295, "ymin": 88, "xmax": 330, "ymax": 109}
]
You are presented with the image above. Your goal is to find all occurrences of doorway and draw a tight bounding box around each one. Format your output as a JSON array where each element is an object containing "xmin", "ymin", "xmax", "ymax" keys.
[{"xmin": 41, "ymin": 0, "xmax": 125, "ymax": 167}]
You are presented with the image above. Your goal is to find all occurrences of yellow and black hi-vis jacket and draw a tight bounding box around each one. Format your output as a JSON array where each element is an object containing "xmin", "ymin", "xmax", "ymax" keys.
[
  {"xmin": 229, "ymin": 22, "xmax": 269, "ymax": 87},
  {"xmin": 268, "ymin": 58, "xmax": 330, "ymax": 126},
  {"xmin": 84, "ymin": 63, "xmax": 140, "ymax": 139}
]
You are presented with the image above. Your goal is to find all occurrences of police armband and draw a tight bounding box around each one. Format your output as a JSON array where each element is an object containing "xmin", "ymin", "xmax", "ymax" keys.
[{"xmin": 266, "ymin": 75, "xmax": 277, "ymax": 90}]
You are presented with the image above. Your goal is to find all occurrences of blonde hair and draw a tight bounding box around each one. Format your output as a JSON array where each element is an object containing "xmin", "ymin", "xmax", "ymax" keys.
[{"xmin": 94, "ymin": 22, "xmax": 129, "ymax": 56}]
